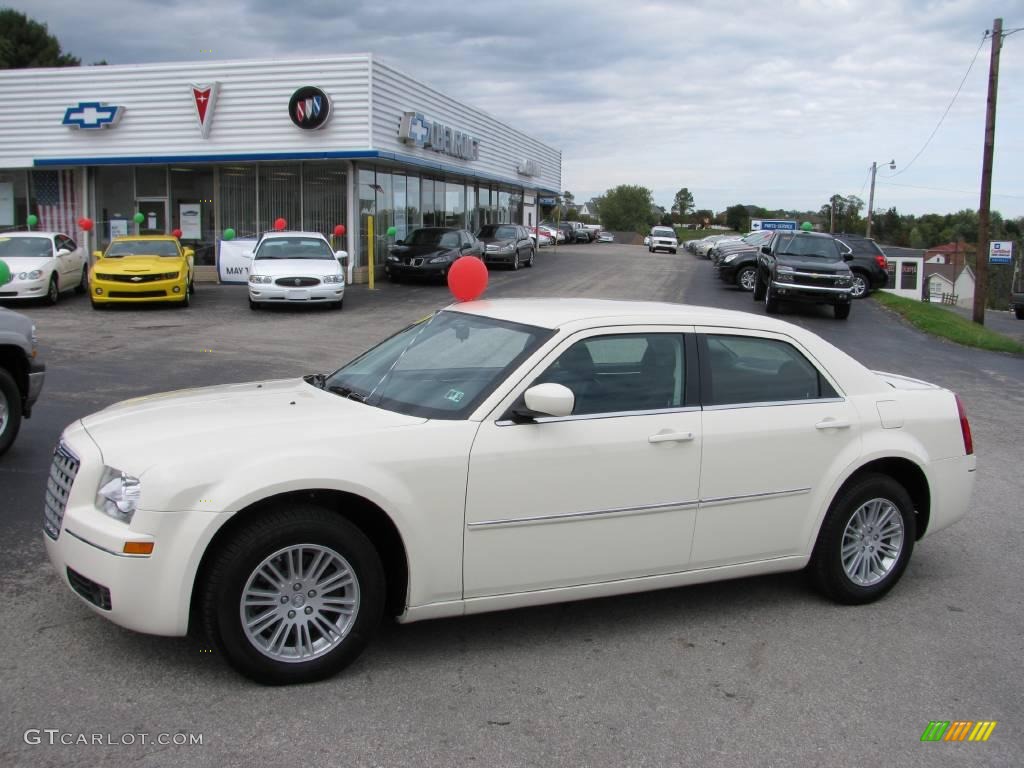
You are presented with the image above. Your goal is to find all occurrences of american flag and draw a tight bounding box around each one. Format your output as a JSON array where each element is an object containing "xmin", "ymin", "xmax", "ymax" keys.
[{"xmin": 33, "ymin": 170, "xmax": 79, "ymax": 234}]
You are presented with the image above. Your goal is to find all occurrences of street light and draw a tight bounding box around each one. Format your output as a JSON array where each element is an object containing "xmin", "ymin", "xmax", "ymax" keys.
[{"xmin": 865, "ymin": 159, "xmax": 895, "ymax": 239}]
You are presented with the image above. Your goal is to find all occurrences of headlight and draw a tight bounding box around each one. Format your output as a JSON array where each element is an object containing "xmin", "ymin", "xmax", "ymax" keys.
[
  {"xmin": 836, "ymin": 275, "xmax": 853, "ymax": 287},
  {"xmin": 429, "ymin": 253, "xmax": 455, "ymax": 264},
  {"xmin": 723, "ymin": 254, "xmax": 738, "ymax": 263},
  {"xmin": 775, "ymin": 266, "xmax": 794, "ymax": 283},
  {"xmin": 387, "ymin": 255, "xmax": 400, "ymax": 262},
  {"xmin": 18, "ymin": 270, "xmax": 45, "ymax": 280},
  {"xmin": 249, "ymin": 274, "xmax": 273, "ymax": 284},
  {"xmin": 322, "ymin": 274, "xmax": 345, "ymax": 284},
  {"xmin": 96, "ymin": 466, "xmax": 141, "ymax": 524},
  {"xmin": 498, "ymin": 243, "xmax": 514, "ymax": 252}
]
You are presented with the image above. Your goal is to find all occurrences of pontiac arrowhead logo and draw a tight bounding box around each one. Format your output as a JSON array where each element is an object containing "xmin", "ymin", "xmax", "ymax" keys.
[
  {"xmin": 191, "ymin": 83, "xmax": 220, "ymax": 138},
  {"xmin": 62, "ymin": 102, "xmax": 124, "ymax": 129}
]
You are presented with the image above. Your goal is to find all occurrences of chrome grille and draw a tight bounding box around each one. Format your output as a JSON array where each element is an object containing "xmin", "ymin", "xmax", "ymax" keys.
[
  {"xmin": 44, "ymin": 442, "xmax": 79, "ymax": 541},
  {"xmin": 96, "ymin": 272, "xmax": 178, "ymax": 283},
  {"xmin": 274, "ymin": 276, "xmax": 320, "ymax": 287}
]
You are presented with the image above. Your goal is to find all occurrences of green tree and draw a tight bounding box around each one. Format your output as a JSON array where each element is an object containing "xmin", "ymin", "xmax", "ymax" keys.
[
  {"xmin": 820, "ymin": 194, "xmax": 865, "ymax": 234},
  {"xmin": 672, "ymin": 188, "xmax": 694, "ymax": 218},
  {"xmin": 562, "ymin": 190, "xmax": 575, "ymax": 208},
  {"xmin": 0, "ymin": 9, "xmax": 80, "ymax": 68},
  {"xmin": 724, "ymin": 204, "xmax": 749, "ymax": 232},
  {"xmin": 599, "ymin": 185, "xmax": 657, "ymax": 232},
  {"xmin": 908, "ymin": 226, "xmax": 926, "ymax": 249},
  {"xmin": 693, "ymin": 209, "xmax": 714, "ymax": 227},
  {"xmin": 660, "ymin": 212, "xmax": 674, "ymax": 227}
]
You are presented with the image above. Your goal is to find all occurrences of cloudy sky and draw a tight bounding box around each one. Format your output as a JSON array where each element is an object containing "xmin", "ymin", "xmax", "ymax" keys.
[{"xmin": 11, "ymin": 0, "xmax": 1024, "ymax": 217}]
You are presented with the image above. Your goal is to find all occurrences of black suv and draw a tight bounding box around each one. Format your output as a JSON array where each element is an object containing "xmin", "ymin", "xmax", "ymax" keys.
[
  {"xmin": 753, "ymin": 231, "xmax": 855, "ymax": 319},
  {"xmin": 714, "ymin": 231, "xmax": 775, "ymax": 291},
  {"xmin": 832, "ymin": 233, "xmax": 889, "ymax": 298},
  {"xmin": 0, "ymin": 306, "xmax": 45, "ymax": 455}
]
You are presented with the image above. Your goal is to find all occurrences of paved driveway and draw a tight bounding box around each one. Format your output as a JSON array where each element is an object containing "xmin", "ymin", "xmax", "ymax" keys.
[{"xmin": 1, "ymin": 243, "xmax": 1020, "ymax": 767}]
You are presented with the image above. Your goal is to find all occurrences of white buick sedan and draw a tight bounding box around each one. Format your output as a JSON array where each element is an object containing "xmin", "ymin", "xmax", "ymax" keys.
[
  {"xmin": 43, "ymin": 299, "xmax": 975, "ymax": 684},
  {"xmin": 246, "ymin": 231, "xmax": 346, "ymax": 310},
  {"xmin": 0, "ymin": 231, "xmax": 89, "ymax": 304}
]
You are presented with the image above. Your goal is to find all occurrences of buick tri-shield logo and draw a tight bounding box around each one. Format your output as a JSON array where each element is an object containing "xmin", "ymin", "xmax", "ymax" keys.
[{"xmin": 288, "ymin": 86, "xmax": 331, "ymax": 130}]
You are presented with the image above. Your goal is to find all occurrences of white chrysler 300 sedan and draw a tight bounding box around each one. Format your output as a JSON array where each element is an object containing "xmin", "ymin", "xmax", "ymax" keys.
[{"xmin": 43, "ymin": 299, "xmax": 975, "ymax": 684}]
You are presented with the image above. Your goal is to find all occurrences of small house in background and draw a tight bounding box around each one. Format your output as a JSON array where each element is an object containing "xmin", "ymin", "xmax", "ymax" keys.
[
  {"xmin": 922, "ymin": 263, "xmax": 976, "ymax": 307},
  {"xmin": 879, "ymin": 245, "xmax": 925, "ymax": 300},
  {"xmin": 924, "ymin": 242, "xmax": 974, "ymax": 272}
]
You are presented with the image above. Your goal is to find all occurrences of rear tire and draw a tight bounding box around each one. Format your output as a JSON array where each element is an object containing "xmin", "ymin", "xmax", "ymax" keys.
[
  {"xmin": 0, "ymin": 368, "xmax": 23, "ymax": 457},
  {"xmin": 850, "ymin": 272, "xmax": 870, "ymax": 299},
  {"xmin": 736, "ymin": 266, "xmax": 757, "ymax": 292},
  {"xmin": 199, "ymin": 504, "xmax": 385, "ymax": 685},
  {"xmin": 1015, "ymin": 306, "xmax": 1024, "ymax": 320},
  {"xmin": 809, "ymin": 474, "xmax": 915, "ymax": 605}
]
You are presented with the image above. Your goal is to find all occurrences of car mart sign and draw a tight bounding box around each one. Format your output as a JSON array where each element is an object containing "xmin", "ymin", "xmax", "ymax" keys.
[
  {"xmin": 750, "ymin": 219, "xmax": 797, "ymax": 231},
  {"xmin": 399, "ymin": 111, "xmax": 480, "ymax": 161}
]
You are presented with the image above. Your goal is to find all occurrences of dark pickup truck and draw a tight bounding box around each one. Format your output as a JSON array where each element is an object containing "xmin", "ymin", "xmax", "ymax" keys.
[
  {"xmin": 753, "ymin": 231, "xmax": 855, "ymax": 319},
  {"xmin": 0, "ymin": 305, "xmax": 45, "ymax": 455}
]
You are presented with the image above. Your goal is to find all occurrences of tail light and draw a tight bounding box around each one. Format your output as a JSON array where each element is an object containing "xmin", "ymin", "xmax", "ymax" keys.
[
  {"xmin": 875, "ymin": 254, "xmax": 887, "ymax": 270},
  {"xmin": 955, "ymin": 394, "xmax": 973, "ymax": 455}
]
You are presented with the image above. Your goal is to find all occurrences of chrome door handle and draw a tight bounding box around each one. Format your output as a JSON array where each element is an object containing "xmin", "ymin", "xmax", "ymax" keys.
[
  {"xmin": 648, "ymin": 431, "xmax": 695, "ymax": 443},
  {"xmin": 815, "ymin": 419, "xmax": 851, "ymax": 430}
]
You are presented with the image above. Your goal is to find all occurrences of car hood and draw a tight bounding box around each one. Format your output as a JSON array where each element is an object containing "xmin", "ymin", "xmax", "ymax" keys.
[
  {"xmin": 80, "ymin": 378, "xmax": 425, "ymax": 473},
  {"xmin": 95, "ymin": 256, "xmax": 184, "ymax": 274},
  {"xmin": 250, "ymin": 258, "xmax": 342, "ymax": 277},
  {"xmin": 776, "ymin": 256, "xmax": 850, "ymax": 274},
  {"xmin": 390, "ymin": 244, "xmax": 456, "ymax": 259},
  {"xmin": 1, "ymin": 256, "xmax": 53, "ymax": 272},
  {"xmin": 478, "ymin": 236, "xmax": 515, "ymax": 247}
]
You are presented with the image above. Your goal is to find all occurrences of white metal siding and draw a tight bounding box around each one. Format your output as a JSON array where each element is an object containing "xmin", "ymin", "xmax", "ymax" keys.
[
  {"xmin": 0, "ymin": 56, "xmax": 372, "ymax": 166},
  {"xmin": 370, "ymin": 58, "xmax": 561, "ymax": 192}
]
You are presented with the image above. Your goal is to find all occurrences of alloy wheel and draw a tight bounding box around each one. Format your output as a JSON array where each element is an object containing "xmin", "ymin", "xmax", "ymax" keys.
[
  {"xmin": 850, "ymin": 275, "xmax": 868, "ymax": 298},
  {"xmin": 840, "ymin": 498, "xmax": 905, "ymax": 587},
  {"xmin": 240, "ymin": 543, "xmax": 361, "ymax": 663}
]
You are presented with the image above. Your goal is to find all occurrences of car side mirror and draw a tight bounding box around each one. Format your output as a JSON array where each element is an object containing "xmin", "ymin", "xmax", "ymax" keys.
[
  {"xmin": 521, "ymin": 383, "xmax": 575, "ymax": 419},
  {"xmin": 92, "ymin": 250, "xmax": 103, "ymax": 259},
  {"xmin": 183, "ymin": 247, "xmax": 195, "ymax": 259},
  {"xmin": 843, "ymin": 253, "xmax": 854, "ymax": 262},
  {"xmin": 395, "ymin": 239, "xmax": 404, "ymax": 246},
  {"xmin": 56, "ymin": 248, "xmax": 71, "ymax": 257},
  {"xmin": 761, "ymin": 245, "xmax": 772, "ymax": 255}
]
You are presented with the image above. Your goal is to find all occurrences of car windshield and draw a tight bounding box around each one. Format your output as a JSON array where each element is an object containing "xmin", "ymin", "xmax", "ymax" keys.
[
  {"xmin": 105, "ymin": 240, "xmax": 180, "ymax": 257},
  {"xmin": 743, "ymin": 232, "xmax": 772, "ymax": 245},
  {"xmin": 255, "ymin": 237, "xmax": 334, "ymax": 260},
  {"xmin": 405, "ymin": 229, "xmax": 460, "ymax": 248},
  {"xmin": 0, "ymin": 236, "xmax": 52, "ymax": 258},
  {"xmin": 652, "ymin": 229, "xmax": 676, "ymax": 238},
  {"xmin": 324, "ymin": 311, "xmax": 553, "ymax": 419},
  {"xmin": 478, "ymin": 225, "xmax": 519, "ymax": 240},
  {"xmin": 775, "ymin": 234, "xmax": 841, "ymax": 260}
]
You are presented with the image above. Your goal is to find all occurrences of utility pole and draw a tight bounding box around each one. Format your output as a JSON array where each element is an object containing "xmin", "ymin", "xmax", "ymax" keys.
[
  {"xmin": 973, "ymin": 18, "xmax": 1003, "ymax": 326},
  {"xmin": 865, "ymin": 159, "xmax": 894, "ymax": 239}
]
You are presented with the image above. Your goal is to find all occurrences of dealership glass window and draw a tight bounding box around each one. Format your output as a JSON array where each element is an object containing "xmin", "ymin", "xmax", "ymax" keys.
[
  {"xmin": 392, "ymin": 173, "xmax": 408, "ymax": 242},
  {"xmin": 0, "ymin": 170, "xmax": 28, "ymax": 231},
  {"xmin": 219, "ymin": 165, "xmax": 257, "ymax": 240},
  {"xmin": 27, "ymin": 168, "xmax": 82, "ymax": 236},
  {"xmin": 900, "ymin": 261, "xmax": 919, "ymax": 290},
  {"xmin": 302, "ymin": 162, "xmax": 347, "ymax": 238},
  {"xmin": 259, "ymin": 164, "xmax": 300, "ymax": 235},
  {"xmin": 466, "ymin": 185, "xmax": 478, "ymax": 233},
  {"xmin": 135, "ymin": 166, "xmax": 167, "ymax": 198},
  {"xmin": 445, "ymin": 182, "xmax": 465, "ymax": 228},
  {"xmin": 421, "ymin": 177, "xmax": 437, "ymax": 227},
  {"xmin": 374, "ymin": 170, "xmax": 393, "ymax": 264},
  {"xmin": 498, "ymin": 191, "xmax": 511, "ymax": 223},
  {"xmin": 509, "ymin": 190, "xmax": 523, "ymax": 224},
  {"xmin": 93, "ymin": 166, "xmax": 134, "ymax": 246},
  {"xmin": 169, "ymin": 167, "xmax": 215, "ymax": 265},
  {"xmin": 406, "ymin": 174, "xmax": 420, "ymax": 235},
  {"xmin": 358, "ymin": 167, "xmax": 376, "ymax": 268}
]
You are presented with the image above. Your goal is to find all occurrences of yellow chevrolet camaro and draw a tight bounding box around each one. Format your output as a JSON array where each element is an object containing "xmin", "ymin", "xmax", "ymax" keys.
[{"xmin": 90, "ymin": 236, "xmax": 195, "ymax": 309}]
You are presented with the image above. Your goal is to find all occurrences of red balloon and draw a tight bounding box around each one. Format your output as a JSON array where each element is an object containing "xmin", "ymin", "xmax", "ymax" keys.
[
  {"xmin": 274, "ymin": 217, "xmax": 287, "ymax": 231},
  {"xmin": 172, "ymin": 228, "xmax": 183, "ymax": 239},
  {"xmin": 333, "ymin": 224, "xmax": 346, "ymax": 237},
  {"xmin": 78, "ymin": 217, "xmax": 94, "ymax": 232},
  {"xmin": 447, "ymin": 256, "xmax": 488, "ymax": 302}
]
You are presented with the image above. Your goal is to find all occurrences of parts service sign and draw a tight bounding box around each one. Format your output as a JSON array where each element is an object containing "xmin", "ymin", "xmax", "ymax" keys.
[
  {"xmin": 750, "ymin": 219, "xmax": 797, "ymax": 231},
  {"xmin": 399, "ymin": 112, "xmax": 480, "ymax": 161}
]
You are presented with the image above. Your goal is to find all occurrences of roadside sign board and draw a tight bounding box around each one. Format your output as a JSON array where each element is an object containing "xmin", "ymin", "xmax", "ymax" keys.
[
  {"xmin": 989, "ymin": 241, "xmax": 1012, "ymax": 264},
  {"xmin": 751, "ymin": 219, "xmax": 797, "ymax": 231}
]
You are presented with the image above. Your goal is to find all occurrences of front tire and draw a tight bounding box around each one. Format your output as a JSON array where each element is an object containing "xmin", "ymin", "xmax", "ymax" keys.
[
  {"xmin": 736, "ymin": 266, "xmax": 757, "ymax": 292},
  {"xmin": 809, "ymin": 474, "xmax": 915, "ymax": 605},
  {"xmin": 200, "ymin": 504, "xmax": 385, "ymax": 685},
  {"xmin": 527, "ymin": 248, "xmax": 535, "ymax": 267},
  {"xmin": 511, "ymin": 251, "xmax": 520, "ymax": 271},
  {"xmin": 76, "ymin": 267, "xmax": 88, "ymax": 294},
  {"xmin": 1015, "ymin": 306, "xmax": 1024, "ymax": 320},
  {"xmin": 834, "ymin": 301, "xmax": 851, "ymax": 320},
  {"xmin": 764, "ymin": 284, "xmax": 779, "ymax": 314},
  {"xmin": 46, "ymin": 275, "xmax": 59, "ymax": 305},
  {"xmin": 248, "ymin": 298, "xmax": 260, "ymax": 310},
  {"xmin": 753, "ymin": 274, "xmax": 766, "ymax": 301},
  {"xmin": 0, "ymin": 368, "xmax": 23, "ymax": 457}
]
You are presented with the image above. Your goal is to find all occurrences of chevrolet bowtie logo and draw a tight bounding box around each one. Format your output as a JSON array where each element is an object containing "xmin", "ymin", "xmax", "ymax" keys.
[
  {"xmin": 62, "ymin": 102, "xmax": 125, "ymax": 130},
  {"xmin": 131, "ymin": 276, "xmax": 143, "ymax": 282}
]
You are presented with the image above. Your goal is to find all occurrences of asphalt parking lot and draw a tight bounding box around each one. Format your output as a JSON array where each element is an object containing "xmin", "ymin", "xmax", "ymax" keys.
[{"xmin": 1, "ymin": 242, "xmax": 1022, "ymax": 767}]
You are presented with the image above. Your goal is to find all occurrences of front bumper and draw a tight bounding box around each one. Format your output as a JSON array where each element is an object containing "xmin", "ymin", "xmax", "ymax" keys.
[
  {"xmin": 0, "ymin": 275, "xmax": 49, "ymax": 299},
  {"xmin": 650, "ymin": 241, "xmax": 678, "ymax": 251},
  {"xmin": 91, "ymin": 276, "xmax": 187, "ymax": 303},
  {"xmin": 43, "ymin": 427, "xmax": 222, "ymax": 636},
  {"xmin": 483, "ymin": 250, "xmax": 518, "ymax": 265},
  {"xmin": 25, "ymin": 357, "xmax": 45, "ymax": 415},
  {"xmin": 249, "ymin": 282, "xmax": 344, "ymax": 304},
  {"xmin": 771, "ymin": 280, "xmax": 853, "ymax": 304},
  {"xmin": 385, "ymin": 259, "xmax": 452, "ymax": 279}
]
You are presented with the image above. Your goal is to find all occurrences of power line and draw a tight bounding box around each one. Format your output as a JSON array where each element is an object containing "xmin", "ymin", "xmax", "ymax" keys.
[
  {"xmin": 856, "ymin": 166, "xmax": 872, "ymax": 198},
  {"xmin": 885, "ymin": 32, "xmax": 988, "ymax": 179},
  {"xmin": 878, "ymin": 180, "xmax": 1024, "ymax": 199}
]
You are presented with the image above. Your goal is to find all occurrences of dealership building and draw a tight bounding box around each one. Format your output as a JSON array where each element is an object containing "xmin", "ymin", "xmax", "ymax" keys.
[{"xmin": 0, "ymin": 55, "xmax": 562, "ymax": 281}]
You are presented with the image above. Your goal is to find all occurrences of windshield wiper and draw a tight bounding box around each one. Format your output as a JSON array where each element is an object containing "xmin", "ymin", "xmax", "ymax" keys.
[{"xmin": 327, "ymin": 385, "xmax": 366, "ymax": 403}]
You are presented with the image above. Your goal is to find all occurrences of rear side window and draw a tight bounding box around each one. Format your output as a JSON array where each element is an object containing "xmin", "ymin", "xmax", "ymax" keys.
[{"xmin": 701, "ymin": 335, "xmax": 838, "ymax": 406}]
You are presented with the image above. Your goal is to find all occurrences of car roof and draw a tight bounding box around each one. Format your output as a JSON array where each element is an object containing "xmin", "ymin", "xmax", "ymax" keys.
[
  {"xmin": 112, "ymin": 235, "xmax": 179, "ymax": 241},
  {"xmin": 446, "ymin": 297, "xmax": 809, "ymax": 334},
  {"xmin": 258, "ymin": 231, "xmax": 329, "ymax": 240},
  {"xmin": 1, "ymin": 231, "xmax": 60, "ymax": 237}
]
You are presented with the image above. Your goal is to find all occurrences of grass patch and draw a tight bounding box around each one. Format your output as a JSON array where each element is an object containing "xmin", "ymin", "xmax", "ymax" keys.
[{"xmin": 872, "ymin": 291, "xmax": 1023, "ymax": 355}]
